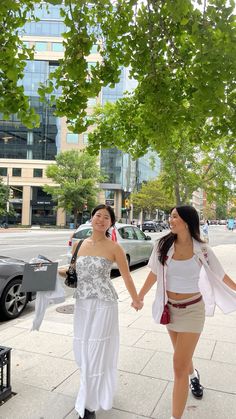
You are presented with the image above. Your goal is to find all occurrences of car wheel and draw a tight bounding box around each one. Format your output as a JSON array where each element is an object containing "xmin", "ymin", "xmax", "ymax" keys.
[
  {"xmin": 126, "ymin": 255, "xmax": 130, "ymax": 267},
  {"xmin": 0, "ymin": 277, "xmax": 28, "ymax": 320}
]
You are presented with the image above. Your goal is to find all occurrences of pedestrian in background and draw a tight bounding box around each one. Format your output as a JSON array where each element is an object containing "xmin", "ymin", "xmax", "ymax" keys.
[
  {"xmin": 202, "ymin": 219, "xmax": 209, "ymax": 243},
  {"xmin": 136, "ymin": 205, "xmax": 236, "ymax": 419},
  {"xmin": 59, "ymin": 204, "xmax": 143, "ymax": 419}
]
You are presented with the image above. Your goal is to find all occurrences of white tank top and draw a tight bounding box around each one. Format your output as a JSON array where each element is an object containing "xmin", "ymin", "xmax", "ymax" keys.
[{"xmin": 166, "ymin": 256, "xmax": 201, "ymax": 293}]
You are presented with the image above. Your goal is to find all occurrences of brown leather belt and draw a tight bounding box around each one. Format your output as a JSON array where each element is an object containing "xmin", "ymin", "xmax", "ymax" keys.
[{"xmin": 168, "ymin": 296, "xmax": 202, "ymax": 309}]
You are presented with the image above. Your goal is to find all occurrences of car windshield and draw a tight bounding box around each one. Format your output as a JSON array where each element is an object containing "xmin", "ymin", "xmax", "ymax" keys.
[{"xmin": 73, "ymin": 228, "xmax": 92, "ymax": 239}]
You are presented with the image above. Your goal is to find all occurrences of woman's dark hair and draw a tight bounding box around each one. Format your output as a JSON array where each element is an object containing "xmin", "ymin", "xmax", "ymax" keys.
[
  {"xmin": 158, "ymin": 205, "xmax": 204, "ymax": 265},
  {"xmin": 91, "ymin": 204, "xmax": 116, "ymax": 237}
]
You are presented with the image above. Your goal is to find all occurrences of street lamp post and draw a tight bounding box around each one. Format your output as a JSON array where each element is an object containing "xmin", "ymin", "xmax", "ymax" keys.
[{"xmin": 5, "ymin": 174, "xmax": 10, "ymax": 226}]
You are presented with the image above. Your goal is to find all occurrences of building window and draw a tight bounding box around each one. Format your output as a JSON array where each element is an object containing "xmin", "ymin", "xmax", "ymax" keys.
[
  {"xmin": 0, "ymin": 167, "xmax": 7, "ymax": 176},
  {"xmin": 90, "ymin": 44, "xmax": 98, "ymax": 54},
  {"xmin": 33, "ymin": 168, "xmax": 43, "ymax": 178},
  {"xmin": 87, "ymin": 98, "xmax": 97, "ymax": 107},
  {"xmin": 87, "ymin": 62, "xmax": 96, "ymax": 71},
  {"xmin": 35, "ymin": 42, "xmax": 48, "ymax": 52},
  {"xmin": 66, "ymin": 133, "xmax": 78, "ymax": 144},
  {"xmin": 12, "ymin": 168, "xmax": 22, "ymax": 177},
  {"xmin": 52, "ymin": 42, "xmax": 64, "ymax": 52},
  {"xmin": 83, "ymin": 133, "xmax": 88, "ymax": 144}
]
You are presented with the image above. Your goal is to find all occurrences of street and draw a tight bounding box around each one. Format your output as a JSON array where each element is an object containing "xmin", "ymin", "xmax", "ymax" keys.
[{"xmin": 0, "ymin": 225, "xmax": 234, "ymax": 264}]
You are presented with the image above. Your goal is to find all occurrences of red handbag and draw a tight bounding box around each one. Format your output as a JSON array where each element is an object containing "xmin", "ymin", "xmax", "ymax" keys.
[
  {"xmin": 160, "ymin": 265, "xmax": 170, "ymax": 325},
  {"xmin": 160, "ymin": 304, "xmax": 170, "ymax": 325}
]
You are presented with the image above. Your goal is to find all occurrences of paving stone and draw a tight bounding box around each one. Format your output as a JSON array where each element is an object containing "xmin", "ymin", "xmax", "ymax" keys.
[
  {"xmin": 0, "ymin": 382, "xmax": 74, "ymax": 419},
  {"xmin": 119, "ymin": 345, "xmax": 155, "ymax": 374},
  {"xmin": 3, "ymin": 329, "xmax": 73, "ymax": 357},
  {"xmin": 212, "ymin": 340, "xmax": 236, "ymax": 365},
  {"xmin": 11, "ymin": 349, "xmax": 77, "ymax": 391},
  {"xmin": 113, "ymin": 371, "xmax": 168, "ymax": 417}
]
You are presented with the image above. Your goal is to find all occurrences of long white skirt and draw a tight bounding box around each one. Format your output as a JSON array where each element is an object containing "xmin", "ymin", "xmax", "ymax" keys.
[{"xmin": 73, "ymin": 298, "xmax": 119, "ymax": 418}]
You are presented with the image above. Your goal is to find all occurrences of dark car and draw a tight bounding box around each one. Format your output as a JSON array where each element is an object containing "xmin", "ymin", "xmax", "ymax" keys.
[
  {"xmin": 157, "ymin": 220, "xmax": 169, "ymax": 230},
  {"xmin": 142, "ymin": 221, "xmax": 162, "ymax": 232},
  {"xmin": 0, "ymin": 256, "xmax": 36, "ymax": 321}
]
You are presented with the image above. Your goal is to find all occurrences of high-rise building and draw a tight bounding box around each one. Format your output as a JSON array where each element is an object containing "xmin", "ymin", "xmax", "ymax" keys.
[{"xmin": 0, "ymin": 3, "xmax": 160, "ymax": 226}]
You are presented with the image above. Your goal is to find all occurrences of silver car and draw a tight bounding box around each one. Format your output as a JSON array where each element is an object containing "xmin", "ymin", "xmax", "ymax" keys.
[{"xmin": 67, "ymin": 223, "xmax": 154, "ymax": 268}]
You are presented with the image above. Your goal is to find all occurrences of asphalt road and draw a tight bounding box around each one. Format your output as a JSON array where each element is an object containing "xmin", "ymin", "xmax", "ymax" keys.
[{"xmin": 0, "ymin": 225, "xmax": 235, "ymax": 266}]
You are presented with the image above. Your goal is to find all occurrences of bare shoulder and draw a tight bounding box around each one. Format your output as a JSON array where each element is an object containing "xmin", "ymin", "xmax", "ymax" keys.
[{"xmin": 112, "ymin": 240, "xmax": 126, "ymax": 257}]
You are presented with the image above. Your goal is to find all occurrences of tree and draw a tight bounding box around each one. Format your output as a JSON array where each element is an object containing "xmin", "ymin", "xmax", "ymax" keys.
[
  {"xmin": 0, "ymin": 0, "xmax": 40, "ymax": 127},
  {"xmin": 0, "ymin": 178, "xmax": 8, "ymax": 218},
  {"xmin": 228, "ymin": 197, "xmax": 236, "ymax": 218},
  {"xmin": 1, "ymin": 0, "xmax": 236, "ymax": 147},
  {"xmin": 159, "ymin": 134, "xmax": 236, "ymax": 205},
  {"xmin": 44, "ymin": 149, "xmax": 104, "ymax": 226},
  {"xmin": 88, "ymin": 106, "xmax": 236, "ymax": 205},
  {"xmin": 131, "ymin": 178, "xmax": 175, "ymax": 216},
  {"xmin": 0, "ymin": 178, "xmax": 16, "ymax": 222}
]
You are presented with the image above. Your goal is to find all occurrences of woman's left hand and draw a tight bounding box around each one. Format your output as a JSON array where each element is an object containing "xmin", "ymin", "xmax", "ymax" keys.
[{"xmin": 131, "ymin": 299, "xmax": 144, "ymax": 311}]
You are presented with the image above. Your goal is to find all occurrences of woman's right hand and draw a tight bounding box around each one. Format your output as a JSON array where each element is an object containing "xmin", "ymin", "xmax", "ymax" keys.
[
  {"xmin": 131, "ymin": 299, "xmax": 144, "ymax": 311},
  {"xmin": 58, "ymin": 266, "xmax": 68, "ymax": 278}
]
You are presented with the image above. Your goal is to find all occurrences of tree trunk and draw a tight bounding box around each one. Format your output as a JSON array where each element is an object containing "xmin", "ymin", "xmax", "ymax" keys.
[
  {"xmin": 73, "ymin": 209, "xmax": 78, "ymax": 228},
  {"xmin": 174, "ymin": 184, "xmax": 181, "ymax": 206}
]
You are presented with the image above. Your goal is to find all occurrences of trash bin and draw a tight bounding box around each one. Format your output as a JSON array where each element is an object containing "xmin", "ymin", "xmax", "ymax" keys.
[
  {"xmin": 0, "ymin": 346, "xmax": 12, "ymax": 402},
  {"xmin": 69, "ymin": 223, "xmax": 74, "ymax": 229}
]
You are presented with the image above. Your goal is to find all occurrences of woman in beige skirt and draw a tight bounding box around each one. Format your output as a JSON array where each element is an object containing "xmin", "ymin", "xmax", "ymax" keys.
[{"xmin": 137, "ymin": 205, "xmax": 236, "ymax": 419}]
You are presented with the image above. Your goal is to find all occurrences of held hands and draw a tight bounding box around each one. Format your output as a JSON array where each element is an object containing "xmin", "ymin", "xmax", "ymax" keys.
[{"xmin": 131, "ymin": 298, "xmax": 144, "ymax": 311}]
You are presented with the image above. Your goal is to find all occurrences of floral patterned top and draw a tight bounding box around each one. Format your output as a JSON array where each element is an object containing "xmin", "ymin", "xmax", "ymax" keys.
[{"xmin": 74, "ymin": 256, "xmax": 118, "ymax": 301}]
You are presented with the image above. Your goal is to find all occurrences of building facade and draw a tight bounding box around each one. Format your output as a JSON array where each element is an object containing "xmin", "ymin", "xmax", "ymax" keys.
[{"xmin": 0, "ymin": 4, "xmax": 160, "ymax": 226}]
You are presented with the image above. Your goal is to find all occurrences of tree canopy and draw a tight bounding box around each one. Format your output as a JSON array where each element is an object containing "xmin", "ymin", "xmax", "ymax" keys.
[
  {"xmin": 1, "ymin": 0, "xmax": 236, "ymax": 205},
  {"xmin": 1, "ymin": 0, "xmax": 236, "ymax": 147},
  {"xmin": 44, "ymin": 149, "xmax": 104, "ymax": 225},
  {"xmin": 131, "ymin": 178, "xmax": 175, "ymax": 214}
]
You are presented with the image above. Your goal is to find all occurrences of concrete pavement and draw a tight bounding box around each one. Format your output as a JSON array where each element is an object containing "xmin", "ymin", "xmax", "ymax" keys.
[{"xmin": 0, "ymin": 243, "xmax": 236, "ymax": 419}]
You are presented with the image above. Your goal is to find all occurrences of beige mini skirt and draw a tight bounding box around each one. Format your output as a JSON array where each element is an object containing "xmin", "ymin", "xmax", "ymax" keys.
[{"xmin": 166, "ymin": 293, "xmax": 205, "ymax": 333}]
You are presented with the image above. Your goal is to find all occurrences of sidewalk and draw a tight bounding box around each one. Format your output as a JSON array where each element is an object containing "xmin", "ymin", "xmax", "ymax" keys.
[{"xmin": 0, "ymin": 244, "xmax": 236, "ymax": 419}]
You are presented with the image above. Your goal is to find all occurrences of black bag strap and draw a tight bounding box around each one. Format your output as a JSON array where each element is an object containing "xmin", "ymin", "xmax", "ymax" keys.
[{"xmin": 70, "ymin": 240, "xmax": 83, "ymax": 264}]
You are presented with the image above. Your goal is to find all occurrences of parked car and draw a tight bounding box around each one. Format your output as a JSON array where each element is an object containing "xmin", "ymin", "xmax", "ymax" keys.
[
  {"xmin": 142, "ymin": 221, "xmax": 162, "ymax": 232},
  {"xmin": 0, "ymin": 256, "xmax": 36, "ymax": 320},
  {"xmin": 157, "ymin": 220, "xmax": 169, "ymax": 230},
  {"xmin": 67, "ymin": 223, "xmax": 154, "ymax": 268}
]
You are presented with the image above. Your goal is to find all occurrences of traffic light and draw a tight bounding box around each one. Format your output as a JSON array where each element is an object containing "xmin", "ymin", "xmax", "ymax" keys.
[{"xmin": 125, "ymin": 198, "xmax": 130, "ymax": 209}]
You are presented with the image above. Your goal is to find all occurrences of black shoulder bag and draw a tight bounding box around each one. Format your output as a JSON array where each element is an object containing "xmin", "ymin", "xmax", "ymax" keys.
[{"xmin": 64, "ymin": 240, "xmax": 83, "ymax": 288}]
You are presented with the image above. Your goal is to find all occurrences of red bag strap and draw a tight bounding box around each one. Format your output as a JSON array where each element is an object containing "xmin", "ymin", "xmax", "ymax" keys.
[{"xmin": 163, "ymin": 265, "xmax": 166, "ymax": 306}]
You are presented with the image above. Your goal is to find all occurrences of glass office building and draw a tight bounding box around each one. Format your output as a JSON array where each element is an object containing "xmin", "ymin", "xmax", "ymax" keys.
[
  {"xmin": 0, "ymin": 3, "xmax": 160, "ymax": 225},
  {"xmin": 0, "ymin": 4, "xmax": 63, "ymax": 225},
  {"xmin": 101, "ymin": 68, "xmax": 160, "ymax": 212}
]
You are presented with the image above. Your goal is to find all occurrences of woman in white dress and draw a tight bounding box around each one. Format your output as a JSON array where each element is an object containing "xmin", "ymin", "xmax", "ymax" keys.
[{"xmin": 60, "ymin": 204, "xmax": 143, "ymax": 419}]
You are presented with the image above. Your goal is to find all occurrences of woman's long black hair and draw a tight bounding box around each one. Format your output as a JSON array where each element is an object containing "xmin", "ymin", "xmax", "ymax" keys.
[
  {"xmin": 158, "ymin": 205, "xmax": 204, "ymax": 265},
  {"xmin": 91, "ymin": 204, "xmax": 116, "ymax": 237}
]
